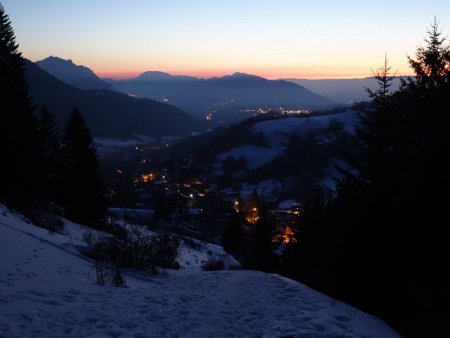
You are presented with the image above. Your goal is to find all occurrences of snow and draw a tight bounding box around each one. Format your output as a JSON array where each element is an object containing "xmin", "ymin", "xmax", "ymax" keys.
[
  {"xmin": 253, "ymin": 112, "xmax": 357, "ymax": 141},
  {"xmin": 0, "ymin": 204, "xmax": 399, "ymax": 338},
  {"xmin": 176, "ymin": 239, "xmax": 238, "ymax": 271},
  {"xmin": 217, "ymin": 111, "xmax": 357, "ymax": 170},
  {"xmin": 277, "ymin": 199, "xmax": 298, "ymax": 209},
  {"xmin": 220, "ymin": 179, "xmax": 283, "ymax": 202},
  {"xmin": 218, "ymin": 144, "xmax": 282, "ymax": 170}
]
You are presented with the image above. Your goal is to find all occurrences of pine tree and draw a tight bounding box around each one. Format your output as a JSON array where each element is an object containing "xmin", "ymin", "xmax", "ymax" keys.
[
  {"xmin": 61, "ymin": 108, "xmax": 106, "ymax": 227},
  {"xmin": 36, "ymin": 104, "xmax": 61, "ymax": 204},
  {"xmin": 330, "ymin": 21, "xmax": 450, "ymax": 337},
  {"xmin": 353, "ymin": 56, "xmax": 397, "ymax": 183},
  {"xmin": 222, "ymin": 211, "xmax": 246, "ymax": 258},
  {"xmin": 408, "ymin": 18, "xmax": 450, "ymax": 87},
  {"xmin": 0, "ymin": 3, "xmax": 40, "ymax": 209},
  {"xmin": 281, "ymin": 20, "xmax": 450, "ymax": 337}
]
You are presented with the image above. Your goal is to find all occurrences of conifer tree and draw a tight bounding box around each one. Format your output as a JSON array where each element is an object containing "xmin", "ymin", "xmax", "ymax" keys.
[
  {"xmin": 408, "ymin": 18, "xmax": 450, "ymax": 87},
  {"xmin": 353, "ymin": 56, "xmax": 397, "ymax": 184},
  {"xmin": 36, "ymin": 104, "xmax": 61, "ymax": 204},
  {"xmin": 0, "ymin": 3, "xmax": 40, "ymax": 209},
  {"xmin": 283, "ymin": 20, "xmax": 450, "ymax": 337},
  {"xmin": 61, "ymin": 108, "xmax": 106, "ymax": 227},
  {"xmin": 222, "ymin": 211, "xmax": 246, "ymax": 258}
]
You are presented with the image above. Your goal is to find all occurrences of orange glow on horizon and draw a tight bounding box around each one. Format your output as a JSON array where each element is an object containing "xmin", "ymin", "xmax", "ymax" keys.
[{"xmin": 96, "ymin": 65, "xmax": 414, "ymax": 80}]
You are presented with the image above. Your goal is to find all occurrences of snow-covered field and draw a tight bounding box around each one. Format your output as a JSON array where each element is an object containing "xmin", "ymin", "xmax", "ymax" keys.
[{"xmin": 0, "ymin": 205, "xmax": 399, "ymax": 338}]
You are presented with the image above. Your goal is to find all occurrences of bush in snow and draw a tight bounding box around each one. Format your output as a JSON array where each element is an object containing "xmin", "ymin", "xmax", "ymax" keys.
[
  {"xmin": 90, "ymin": 261, "xmax": 126, "ymax": 287},
  {"xmin": 82, "ymin": 230, "xmax": 95, "ymax": 245},
  {"xmin": 91, "ymin": 227, "xmax": 179, "ymax": 274},
  {"xmin": 201, "ymin": 257, "xmax": 225, "ymax": 271}
]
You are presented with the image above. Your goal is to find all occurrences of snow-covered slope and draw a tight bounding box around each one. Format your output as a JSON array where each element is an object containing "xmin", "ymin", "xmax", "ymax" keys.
[
  {"xmin": 0, "ymin": 205, "xmax": 399, "ymax": 338},
  {"xmin": 218, "ymin": 111, "xmax": 356, "ymax": 170}
]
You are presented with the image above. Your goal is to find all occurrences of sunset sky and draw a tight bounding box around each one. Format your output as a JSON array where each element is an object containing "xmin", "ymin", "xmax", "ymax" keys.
[{"xmin": 2, "ymin": 0, "xmax": 449, "ymax": 79}]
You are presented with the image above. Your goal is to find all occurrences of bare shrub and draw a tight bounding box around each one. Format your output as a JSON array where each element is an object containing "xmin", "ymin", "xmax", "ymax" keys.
[
  {"xmin": 91, "ymin": 227, "xmax": 180, "ymax": 274},
  {"xmin": 202, "ymin": 256, "xmax": 225, "ymax": 271},
  {"xmin": 89, "ymin": 261, "xmax": 126, "ymax": 287}
]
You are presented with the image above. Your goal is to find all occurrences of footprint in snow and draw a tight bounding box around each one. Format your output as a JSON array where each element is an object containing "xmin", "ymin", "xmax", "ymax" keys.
[
  {"xmin": 332, "ymin": 321, "xmax": 348, "ymax": 330},
  {"xmin": 63, "ymin": 327, "xmax": 74, "ymax": 334},
  {"xmin": 85, "ymin": 317, "xmax": 98, "ymax": 324},
  {"xmin": 178, "ymin": 309, "xmax": 189, "ymax": 316},
  {"xmin": 178, "ymin": 295, "xmax": 190, "ymax": 302},
  {"xmin": 314, "ymin": 324, "xmax": 326, "ymax": 332},
  {"xmin": 334, "ymin": 315, "xmax": 351, "ymax": 322},
  {"xmin": 42, "ymin": 299, "xmax": 63, "ymax": 306}
]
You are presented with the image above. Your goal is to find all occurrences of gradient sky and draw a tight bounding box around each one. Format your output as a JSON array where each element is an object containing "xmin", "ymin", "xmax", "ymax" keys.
[{"xmin": 2, "ymin": 0, "xmax": 450, "ymax": 79}]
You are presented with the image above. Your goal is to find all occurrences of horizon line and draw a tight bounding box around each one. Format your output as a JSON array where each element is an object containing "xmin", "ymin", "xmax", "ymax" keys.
[
  {"xmin": 95, "ymin": 70, "xmax": 394, "ymax": 81},
  {"xmin": 32, "ymin": 56, "xmax": 413, "ymax": 81}
]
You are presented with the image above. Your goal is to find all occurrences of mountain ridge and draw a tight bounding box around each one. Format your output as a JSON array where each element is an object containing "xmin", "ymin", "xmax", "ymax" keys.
[
  {"xmin": 36, "ymin": 56, "xmax": 116, "ymax": 91},
  {"xmin": 24, "ymin": 60, "xmax": 203, "ymax": 138},
  {"xmin": 104, "ymin": 70, "xmax": 333, "ymax": 120}
]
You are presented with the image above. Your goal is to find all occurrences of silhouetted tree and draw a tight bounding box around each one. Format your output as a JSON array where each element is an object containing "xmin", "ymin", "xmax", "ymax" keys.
[
  {"xmin": 61, "ymin": 108, "xmax": 106, "ymax": 227},
  {"xmin": 36, "ymin": 104, "xmax": 61, "ymax": 204},
  {"xmin": 246, "ymin": 206, "xmax": 277, "ymax": 272},
  {"xmin": 280, "ymin": 187, "xmax": 341, "ymax": 295},
  {"xmin": 337, "ymin": 31, "xmax": 450, "ymax": 335},
  {"xmin": 153, "ymin": 189, "xmax": 171, "ymax": 224},
  {"xmin": 408, "ymin": 17, "xmax": 450, "ymax": 88},
  {"xmin": 0, "ymin": 3, "xmax": 40, "ymax": 210},
  {"xmin": 281, "ymin": 21, "xmax": 450, "ymax": 338},
  {"xmin": 222, "ymin": 211, "xmax": 247, "ymax": 258}
]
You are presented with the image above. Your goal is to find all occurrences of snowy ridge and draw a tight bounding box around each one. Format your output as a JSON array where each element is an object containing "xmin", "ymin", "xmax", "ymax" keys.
[{"xmin": 0, "ymin": 205, "xmax": 399, "ymax": 337}]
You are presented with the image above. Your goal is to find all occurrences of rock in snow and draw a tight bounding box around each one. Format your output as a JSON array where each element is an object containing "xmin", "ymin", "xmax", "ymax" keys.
[{"xmin": 0, "ymin": 205, "xmax": 399, "ymax": 338}]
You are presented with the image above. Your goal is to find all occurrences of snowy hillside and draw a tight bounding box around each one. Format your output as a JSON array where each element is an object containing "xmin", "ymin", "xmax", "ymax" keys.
[
  {"xmin": 218, "ymin": 111, "xmax": 356, "ymax": 170},
  {"xmin": 0, "ymin": 205, "xmax": 399, "ymax": 338}
]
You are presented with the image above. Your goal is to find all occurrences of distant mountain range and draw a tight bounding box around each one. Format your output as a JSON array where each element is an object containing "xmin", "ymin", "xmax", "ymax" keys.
[
  {"xmin": 36, "ymin": 56, "xmax": 115, "ymax": 91},
  {"xmin": 32, "ymin": 56, "xmax": 353, "ymax": 125},
  {"xmin": 105, "ymin": 71, "xmax": 334, "ymax": 120},
  {"xmin": 24, "ymin": 60, "xmax": 202, "ymax": 139},
  {"xmin": 284, "ymin": 78, "xmax": 402, "ymax": 104}
]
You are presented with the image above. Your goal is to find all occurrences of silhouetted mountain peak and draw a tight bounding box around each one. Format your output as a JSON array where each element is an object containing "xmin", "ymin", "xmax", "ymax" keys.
[
  {"xmin": 133, "ymin": 71, "xmax": 198, "ymax": 82},
  {"xmin": 36, "ymin": 56, "xmax": 115, "ymax": 91},
  {"xmin": 229, "ymin": 72, "xmax": 263, "ymax": 79},
  {"xmin": 37, "ymin": 56, "xmax": 93, "ymax": 75}
]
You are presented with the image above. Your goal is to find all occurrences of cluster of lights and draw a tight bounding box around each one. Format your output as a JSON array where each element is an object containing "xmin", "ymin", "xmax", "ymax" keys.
[
  {"xmin": 141, "ymin": 173, "xmax": 154, "ymax": 183},
  {"xmin": 272, "ymin": 226, "xmax": 297, "ymax": 244},
  {"xmin": 245, "ymin": 207, "xmax": 260, "ymax": 224}
]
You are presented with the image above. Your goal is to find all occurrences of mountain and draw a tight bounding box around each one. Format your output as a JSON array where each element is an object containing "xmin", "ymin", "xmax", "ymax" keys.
[
  {"xmin": 106, "ymin": 72, "xmax": 333, "ymax": 122},
  {"xmin": 133, "ymin": 71, "xmax": 197, "ymax": 82},
  {"xmin": 36, "ymin": 56, "xmax": 116, "ymax": 91},
  {"xmin": 24, "ymin": 60, "xmax": 203, "ymax": 138},
  {"xmin": 284, "ymin": 77, "xmax": 402, "ymax": 104},
  {"xmin": 0, "ymin": 204, "xmax": 399, "ymax": 338}
]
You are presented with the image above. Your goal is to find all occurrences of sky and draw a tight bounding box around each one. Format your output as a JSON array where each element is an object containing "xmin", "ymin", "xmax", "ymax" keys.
[{"xmin": 2, "ymin": 0, "xmax": 450, "ymax": 79}]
